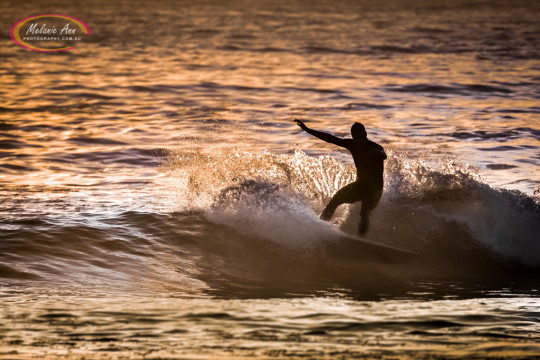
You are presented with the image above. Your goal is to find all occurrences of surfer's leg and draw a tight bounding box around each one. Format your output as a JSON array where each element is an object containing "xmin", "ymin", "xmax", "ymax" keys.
[
  {"xmin": 358, "ymin": 188, "xmax": 383, "ymax": 235},
  {"xmin": 320, "ymin": 182, "xmax": 360, "ymax": 221},
  {"xmin": 358, "ymin": 204, "xmax": 372, "ymax": 235}
]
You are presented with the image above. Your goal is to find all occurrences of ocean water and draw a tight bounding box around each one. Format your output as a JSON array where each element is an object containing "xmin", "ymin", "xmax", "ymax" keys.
[{"xmin": 1, "ymin": 0, "xmax": 539, "ymax": 358}]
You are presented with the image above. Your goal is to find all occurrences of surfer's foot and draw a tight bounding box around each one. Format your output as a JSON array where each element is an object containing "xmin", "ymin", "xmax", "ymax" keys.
[
  {"xmin": 320, "ymin": 208, "xmax": 334, "ymax": 221},
  {"xmin": 358, "ymin": 219, "xmax": 369, "ymax": 236}
]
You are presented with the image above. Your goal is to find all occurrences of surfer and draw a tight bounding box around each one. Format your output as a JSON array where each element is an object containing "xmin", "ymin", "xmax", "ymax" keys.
[{"xmin": 294, "ymin": 119, "xmax": 387, "ymax": 235}]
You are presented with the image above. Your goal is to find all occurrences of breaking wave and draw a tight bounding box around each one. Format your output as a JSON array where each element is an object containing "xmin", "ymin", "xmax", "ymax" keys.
[{"xmin": 1, "ymin": 149, "xmax": 538, "ymax": 297}]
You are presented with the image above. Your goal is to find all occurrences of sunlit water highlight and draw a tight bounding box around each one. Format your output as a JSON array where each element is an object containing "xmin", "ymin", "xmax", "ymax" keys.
[{"xmin": 0, "ymin": 0, "xmax": 539, "ymax": 358}]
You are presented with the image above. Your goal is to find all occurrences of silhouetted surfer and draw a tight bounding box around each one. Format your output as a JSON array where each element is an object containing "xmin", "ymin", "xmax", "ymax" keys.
[{"xmin": 294, "ymin": 119, "xmax": 387, "ymax": 235}]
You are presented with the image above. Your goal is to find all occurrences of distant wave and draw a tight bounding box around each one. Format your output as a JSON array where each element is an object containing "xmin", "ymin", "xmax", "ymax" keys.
[
  {"xmin": 301, "ymin": 45, "xmax": 473, "ymax": 56},
  {"xmin": 217, "ymin": 43, "xmax": 475, "ymax": 56},
  {"xmin": 498, "ymin": 107, "xmax": 540, "ymax": 114},
  {"xmin": 447, "ymin": 128, "xmax": 540, "ymax": 141},
  {"xmin": 385, "ymin": 83, "xmax": 513, "ymax": 96},
  {"xmin": 370, "ymin": 45, "xmax": 417, "ymax": 54}
]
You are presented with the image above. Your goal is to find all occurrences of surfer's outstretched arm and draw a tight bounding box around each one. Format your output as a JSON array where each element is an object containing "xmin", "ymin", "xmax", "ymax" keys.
[{"xmin": 294, "ymin": 119, "xmax": 349, "ymax": 148}]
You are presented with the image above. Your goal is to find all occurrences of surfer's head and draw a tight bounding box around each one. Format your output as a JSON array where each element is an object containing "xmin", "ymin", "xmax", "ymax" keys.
[{"xmin": 351, "ymin": 122, "xmax": 367, "ymax": 140}]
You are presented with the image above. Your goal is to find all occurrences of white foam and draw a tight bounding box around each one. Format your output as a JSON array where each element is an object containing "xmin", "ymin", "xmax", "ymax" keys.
[{"xmin": 207, "ymin": 183, "xmax": 340, "ymax": 249}]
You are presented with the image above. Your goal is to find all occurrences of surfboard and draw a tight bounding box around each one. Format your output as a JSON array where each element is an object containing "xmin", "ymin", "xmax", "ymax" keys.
[{"xmin": 328, "ymin": 234, "xmax": 419, "ymax": 264}]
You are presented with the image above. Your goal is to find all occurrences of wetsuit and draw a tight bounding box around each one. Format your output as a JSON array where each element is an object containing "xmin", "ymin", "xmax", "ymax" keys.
[{"xmin": 302, "ymin": 127, "xmax": 387, "ymax": 235}]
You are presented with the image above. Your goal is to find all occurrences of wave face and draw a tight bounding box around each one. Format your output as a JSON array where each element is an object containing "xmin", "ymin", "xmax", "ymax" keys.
[{"xmin": 1, "ymin": 150, "xmax": 538, "ymax": 298}]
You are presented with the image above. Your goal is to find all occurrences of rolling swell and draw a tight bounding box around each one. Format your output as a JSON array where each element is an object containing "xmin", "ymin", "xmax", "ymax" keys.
[{"xmin": 1, "ymin": 150, "xmax": 538, "ymax": 297}]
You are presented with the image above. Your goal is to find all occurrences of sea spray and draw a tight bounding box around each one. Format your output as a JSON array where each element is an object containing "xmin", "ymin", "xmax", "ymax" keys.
[{"xmin": 160, "ymin": 148, "xmax": 540, "ymax": 268}]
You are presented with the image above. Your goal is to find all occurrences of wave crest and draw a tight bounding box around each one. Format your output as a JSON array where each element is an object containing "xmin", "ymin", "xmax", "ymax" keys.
[{"xmin": 161, "ymin": 148, "xmax": 540, "ymax": 268}]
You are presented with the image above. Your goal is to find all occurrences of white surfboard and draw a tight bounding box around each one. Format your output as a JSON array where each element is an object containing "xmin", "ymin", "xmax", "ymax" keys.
[{"xmin": 327, "ymin": 234, "xmax": 419, "ymax": 264}]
